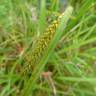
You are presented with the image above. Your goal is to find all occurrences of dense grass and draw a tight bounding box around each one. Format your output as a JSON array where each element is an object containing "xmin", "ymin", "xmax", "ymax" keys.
[{"xmin": 0, "ymin": 0, "xmax": 96, "ymax": 96}]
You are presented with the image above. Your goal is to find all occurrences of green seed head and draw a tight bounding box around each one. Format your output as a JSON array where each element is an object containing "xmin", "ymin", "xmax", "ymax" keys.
[{"xmin": 23, "ymin": 11, "xmax": 65, "ymax": 76}]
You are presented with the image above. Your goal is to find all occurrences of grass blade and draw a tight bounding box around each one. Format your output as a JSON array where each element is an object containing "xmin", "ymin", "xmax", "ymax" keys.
[{"xmin": 22, "ymin": 6, "xmax": 73, "ymax": 96}]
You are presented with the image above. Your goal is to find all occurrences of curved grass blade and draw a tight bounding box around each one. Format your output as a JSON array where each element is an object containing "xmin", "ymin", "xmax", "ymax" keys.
[{"xmin": 22, "ymin": 6, "xmax": 73, "ymax": 96}]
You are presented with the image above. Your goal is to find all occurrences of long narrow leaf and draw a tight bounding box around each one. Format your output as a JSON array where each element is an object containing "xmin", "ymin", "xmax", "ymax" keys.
[{"xmin": 22, "ymin": 6, "xmax": 73, "ymax": 96}]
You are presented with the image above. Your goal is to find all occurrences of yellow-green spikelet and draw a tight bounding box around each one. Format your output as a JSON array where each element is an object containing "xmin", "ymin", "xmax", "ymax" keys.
[{"xmin": 23, "ymin": 12, "xmax": 64, "ymax": 75}]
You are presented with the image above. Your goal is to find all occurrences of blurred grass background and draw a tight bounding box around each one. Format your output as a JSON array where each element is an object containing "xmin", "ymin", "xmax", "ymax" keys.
[{"xmin": 0, "ymin": 0, "xmax": 96, "ymax": 96}]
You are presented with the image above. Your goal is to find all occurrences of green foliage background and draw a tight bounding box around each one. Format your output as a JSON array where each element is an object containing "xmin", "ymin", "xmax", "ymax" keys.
[{"xmin": 0, "ymin": 0, "xmax": 96, "ymax": 96}]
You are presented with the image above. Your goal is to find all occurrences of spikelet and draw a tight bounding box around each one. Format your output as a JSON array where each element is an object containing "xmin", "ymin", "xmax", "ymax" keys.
[{"xmin": 23, "ymin": 12, "xmax": 65, "ymax": 76}]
